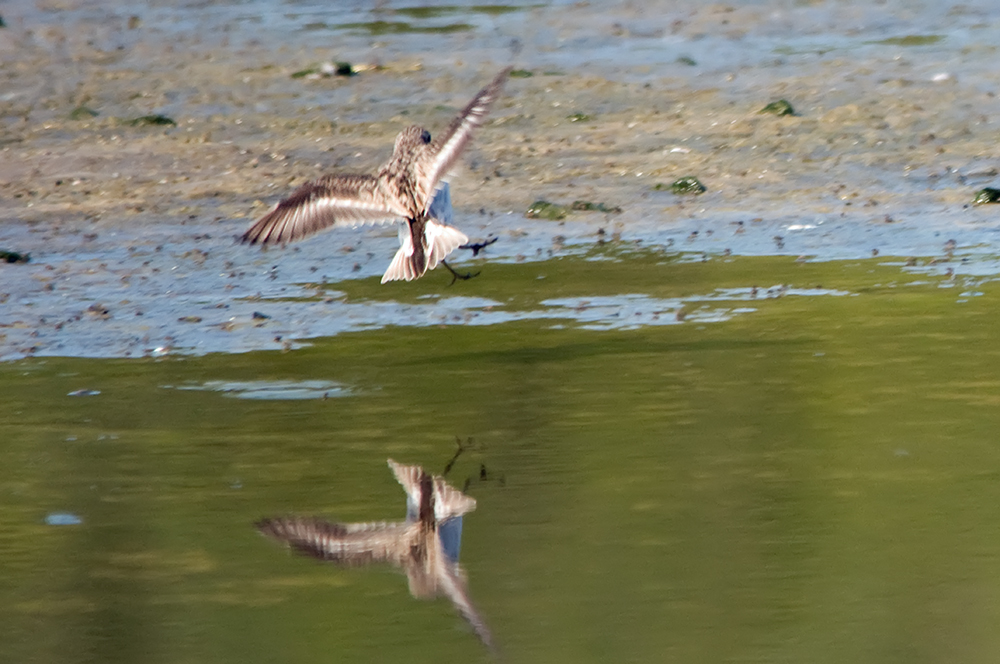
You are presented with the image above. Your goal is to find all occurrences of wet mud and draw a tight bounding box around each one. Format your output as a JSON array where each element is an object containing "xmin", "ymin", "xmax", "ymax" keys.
[{"xmin": 3, "ymin": 0, "xmax": 1000, "ymax": 360}]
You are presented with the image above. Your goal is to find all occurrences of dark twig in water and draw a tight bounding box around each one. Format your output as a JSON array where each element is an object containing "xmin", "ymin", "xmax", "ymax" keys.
[
  {"xmin": 460, "ymin": 236, "xmax": 498, "ymax": 257},
  {"xmin": 442, "ymin": 260, "xmax": 480, "ymax": 285}
]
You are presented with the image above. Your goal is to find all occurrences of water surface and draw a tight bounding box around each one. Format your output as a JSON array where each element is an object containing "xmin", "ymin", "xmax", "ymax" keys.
[{"xmin": 4, "ymin": 254, "xmax": 1000, "ymax": 662}]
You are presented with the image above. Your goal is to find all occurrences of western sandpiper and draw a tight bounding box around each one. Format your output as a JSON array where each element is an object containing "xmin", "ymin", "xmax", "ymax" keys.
[{"xmin": 241, "ymin": 67, "xmax": 512, "ymax": 283}]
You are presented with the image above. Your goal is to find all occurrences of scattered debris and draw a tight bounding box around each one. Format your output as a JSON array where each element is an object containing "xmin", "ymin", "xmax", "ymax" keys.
[
  {"xmin": 571, "ymin": 200, "xmax": 622, "ymax": 213},
  {"xmin": 871, "ymin": 34, "xmax": 943, "ymax": 47},
  {"xmin": 0, "ymin": 249, "xmax": 29, "ymax": 263},
  {"xmin": 337, "ymin": 20, "xmax": 473, "ymax": 35},
  {"xmin": 69, "ymin": 106, "xmax": 99, "ymax": 120},
  {"xmin": 292, "ymin": 61, "xmax": 371, "ymax": 79},
  {"xmin": 759, "ymin": 99, "xmax": 795, "ymax": 116},
  {"xmin": 86, "ymin": 303, "xmax": 110, "ymax": 318},
  {"xmin": 944, "ymin": 239, "xmax": 957, "ymax": 259},
  {"xmin": 45, "ymin": 513, "xmax": 82, "ymax": 525},
  {"xmin": 656, "ymin": 176, "xmax": 706, "ymax": 195},
  {"xmin": 128, "ymin": 114, "xmax": 177, "ymax": 127},
  {"xmin": 973, "ymin": 187, "xmax": 1000, "ymax": 205},
  {"xmin": 329, "ymin": 61, "xmax": 357, "ymax": 76},
  {"xmin": 525, "ymin": 199, "xmax": 621, "ymax": 220},
  {"xmin": 525, "ymin": 200, "xmax": 569, "ymax": 220}
]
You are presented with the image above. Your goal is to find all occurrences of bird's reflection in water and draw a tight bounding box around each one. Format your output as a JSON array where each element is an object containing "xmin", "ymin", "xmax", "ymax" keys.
[{"xmin": 256, "ymin": 459, "xmax": 493, "ymax": 651}]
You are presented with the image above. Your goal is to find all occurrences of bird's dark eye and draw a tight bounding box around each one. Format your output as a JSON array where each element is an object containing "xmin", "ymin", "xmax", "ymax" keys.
[{"xmin": 420, "ymin": 129, "xmax": 432, "ymax": 144}]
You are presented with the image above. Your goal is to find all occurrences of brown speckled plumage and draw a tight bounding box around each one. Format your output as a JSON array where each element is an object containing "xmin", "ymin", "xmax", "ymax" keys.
[
  {"xmin": 242, "ymin": 67, "xmax": 512, "ymax": 283},
  {"xmin": 255, "ymin": 459, "xmax": 493, "ymax": 650}
]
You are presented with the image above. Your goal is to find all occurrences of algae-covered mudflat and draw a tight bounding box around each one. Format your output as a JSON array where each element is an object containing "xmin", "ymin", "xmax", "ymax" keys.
[{"xmin": 3, "ymin": 1, "xmax": 1000, "ymax": 662}]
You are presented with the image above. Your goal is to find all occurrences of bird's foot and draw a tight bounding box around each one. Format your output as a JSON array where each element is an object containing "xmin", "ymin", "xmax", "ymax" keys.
[
  {"xmin": 442, "ymin": 260, "xmax": 481, "ymax": 285},
  {"xmin": 459, "ymin": 236, "xmax": 498, "ymax": 257}
]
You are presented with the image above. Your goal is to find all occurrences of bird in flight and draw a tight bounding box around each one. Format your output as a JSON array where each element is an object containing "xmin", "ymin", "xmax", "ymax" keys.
[
  {"xmin": 241, "ymin": 67, "xmax": 512, "ymax": 283},
  {"xmin": 256, "ymin": 459, "xmax": 494, "ymax": 650}
]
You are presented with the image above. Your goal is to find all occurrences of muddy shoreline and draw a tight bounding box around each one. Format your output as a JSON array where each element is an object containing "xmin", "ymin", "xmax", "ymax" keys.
[{"xmin": 3, "ymin": 0, "xmax": 1000, "ymax": 360}]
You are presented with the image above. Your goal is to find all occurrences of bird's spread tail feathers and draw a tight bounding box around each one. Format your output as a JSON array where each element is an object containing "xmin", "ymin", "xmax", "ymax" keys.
[{"xmin": 381, "ymin": 219, "xmax": 469, "ymax": 283}]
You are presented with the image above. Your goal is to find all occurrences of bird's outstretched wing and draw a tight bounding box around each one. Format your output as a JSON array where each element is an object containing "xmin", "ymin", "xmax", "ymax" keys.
[
  {"xmin": 434, "ymin": 557, "xmax": 496, "ymax": 652},
  {"xmin": 387, "ymin": 459, "xmax": 477, "ymax": 521},
  {"xmin": 255, "ymin": 516, "xmax": 415, "ymax": 565},
  {"xmin": 417, "ymin": 67, "xmax": 512, "ymax": 209},
  {"xmin": 241, "ymin": 174, "xmax": 402, "ymax": 245}
]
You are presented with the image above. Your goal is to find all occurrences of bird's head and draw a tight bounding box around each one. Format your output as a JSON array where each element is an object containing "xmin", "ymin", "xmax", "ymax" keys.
[{"xmin": 393, "ymin": 125, "xmax": 432, "ymax": 154}]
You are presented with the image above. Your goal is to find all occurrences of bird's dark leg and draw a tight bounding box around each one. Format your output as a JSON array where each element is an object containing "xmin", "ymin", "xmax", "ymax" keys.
[
  {"xmin": 441, "ymin": 260, "xmax": 481, "ymax": 285},
  {"xmin": 443, "ymin": 436, "xmax": 475, "ymax": 477}
]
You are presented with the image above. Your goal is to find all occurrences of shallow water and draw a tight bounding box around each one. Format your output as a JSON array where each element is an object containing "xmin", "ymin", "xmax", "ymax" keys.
[
  {"xmin": 5, "ymin": 253, "xmax": 1000, "ymax": 663},
  {"xmin": 5, "ymin": 0, "xmax": 1000, "ymax": 661}
]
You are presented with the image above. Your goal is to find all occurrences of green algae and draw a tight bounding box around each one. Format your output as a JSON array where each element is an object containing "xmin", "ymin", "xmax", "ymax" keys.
[
  {"xmin": 973, "ymin": 187, "xmax": 1000, "ymax": 205},
  {"xmin": 525, "ymin": 200, "xmax": 569, "ymax": 220},
  {"xmin": 0, "ymin": 249, "xmax": 29, "ymax": 263},
  {"xmin": 127, "ymin": 114, "xmax": 177, "ymax": 127},
  {"xmin": 759, "ymin": 99, "xmax": 795, "ymax": 116},
  {"xmin": 336, "ymin": 20, "xmax": 473, "ymax": 35},
  {"xmin": 570, "ymin": 200, "xmax": 622, "ymax": 213},
  {"xmin": 524, "ymin": 199, "xmax": 620, "ymax": 220},
  {"xmin": 871, "ymin": 34, "xmax": 944, "ymax": 46},
  {"xmin": 656, "ymin": 176, "xmax": 706, "ymax": 195},
  {"xmin": 393, "ymin": 4, "xmax": 526, "ymax": 18},
  {"xmin": 68, "ymin": 106, "xmax": 99, "ymax": 120}
]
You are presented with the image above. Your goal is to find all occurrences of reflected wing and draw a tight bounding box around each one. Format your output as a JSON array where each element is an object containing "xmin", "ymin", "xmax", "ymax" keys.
[
  {"xmin": 418, "ymin": 67, "xmax": 511, "ymax": 208},
  {"xmin": 435, "ymin": 557, "xmax": 495, "ymax": 652},
  {"xmin": 387, "ymin": 459, "xmax": 477, "ymax": 521},
  {"xmin": 387, "ymin": 458, "xmax": 425, "ymax": 507},
  {"xmin": 256, "ymin": 516, "xmax": 414, "ymax": 565},
  {"xmin": 242, "ymin": 174, "xmax": 401, "ymax": 245},
  {"xmin": 431, "ymin": 475, "xmax": 477, "ymax": 520}
]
